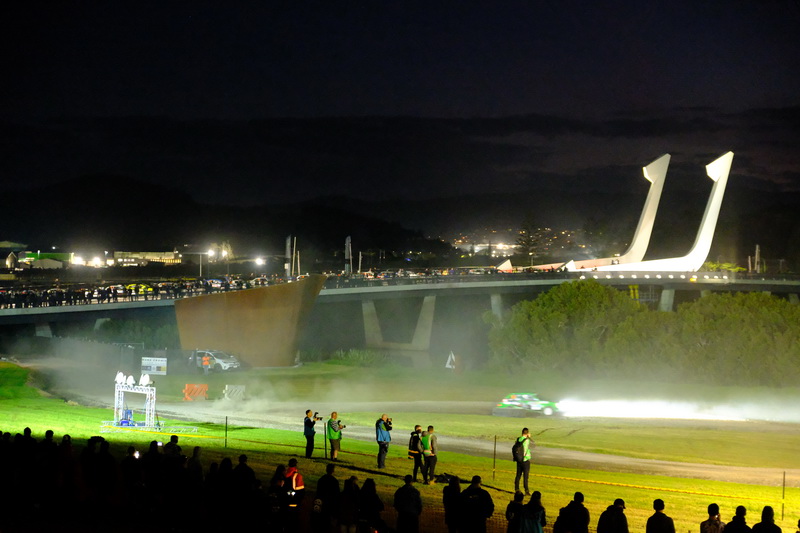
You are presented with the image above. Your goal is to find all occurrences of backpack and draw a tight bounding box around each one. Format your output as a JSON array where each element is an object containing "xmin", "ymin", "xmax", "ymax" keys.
[{"xmin": 512, "ymin": 438, "xmax": 525, "ymax": 462}]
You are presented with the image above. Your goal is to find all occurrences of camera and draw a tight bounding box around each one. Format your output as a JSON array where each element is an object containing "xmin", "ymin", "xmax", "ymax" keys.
[
  {"xmin": 340, "ymin": 422, "xmax": 347, "ymax": 429},
  {"xmin": 313, "ymin": 411, "xmax": 323, "ymax": 421}
]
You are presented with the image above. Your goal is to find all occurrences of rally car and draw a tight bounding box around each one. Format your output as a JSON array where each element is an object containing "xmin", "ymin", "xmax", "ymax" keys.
[{"xmin": 492, "ymin": 393, "xmax": 560, "ymax": 417}]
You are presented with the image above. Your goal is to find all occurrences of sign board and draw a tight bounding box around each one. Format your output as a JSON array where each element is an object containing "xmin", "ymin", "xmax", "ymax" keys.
[{"xmin": 141, "ymin": 357, "xmax": 168, "ymax": 376}]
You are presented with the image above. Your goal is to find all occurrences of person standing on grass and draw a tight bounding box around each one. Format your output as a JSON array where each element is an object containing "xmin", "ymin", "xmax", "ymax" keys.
[
  {"xmin": 375, "ymin": 414, "xmax": 393, "ymax": 469},
  {"xmin": 597, "ymin": 498, "xmax": 628, "ymax": 533},
  {"xmin": 442, "ymin": 475, "xmax": 462, "ymax": 533},
  {"xmin": 408, "ymin": 425, "xmax": 424, "ymax": 481},
  {"xmin": 421, "ymin": 425, "xmax": 438, "ymax": 484},
  {"xmin": 506, "ymin": 491, "xmax": 525, "ymax": 533},
  {"xmin": 701, "ymin": 503, "xmax": 725, "ymax": 533},
  {"xmin": 304, "ymin": 410, "xmax": 318, "ymax": 459},
  {"xmin": 646, "ymin": 499, "xmax": 675, "ymax": 533},
  {"xmin": 752, "ymin": 506, "xmax": 781, "ymax": 533},
  {"xmin": 459, "ymin": 475, "xmax": 495, "ymax": 533},
  {"xmin": 326, "ymin": 411, "xmax": 344, "ymax": 461},
  {"xmin": 394, "ymin": 474, "xmax": 422, "ymax": 533},
  {"xmin": 514, "ymin": 428, "xmax": 533, "ymax": 495},
  {"xmin": 725, "ymin": 506, "xmax": 751, "ymax": 533},
  {"xmin": 521, "ymin": 491, "xmax": 547, "ymax": 533}
]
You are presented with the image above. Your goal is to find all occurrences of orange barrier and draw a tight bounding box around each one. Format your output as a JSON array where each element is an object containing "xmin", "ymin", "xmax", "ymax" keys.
[{"xmin": 183, "ymin": 383, "xmax": 208, "ymax": 401}]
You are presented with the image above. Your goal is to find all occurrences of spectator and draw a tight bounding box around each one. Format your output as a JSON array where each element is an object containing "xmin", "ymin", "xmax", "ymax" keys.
[
  {"xmin": 556, "ymin": 492, "xmax": 590, "ymax": 533},
  {"xmin": 726, "ymin": 506, "xmax": 751, "ymax": 533},
  {"xmin": 514, "ymin": 427, "xmax": 533, "ymax": 495},
  {"xmin": 359, "ymin": 478, "xmax": 387, "ymax": 533},
  {"xmin": 421, "ymin": 425, "xmax": 438, "ymax": 485},
  {"xmin": 313, "ymin": 462, "xmax": 340, "ymax": 532},
  {"xmin": 339, "ymin": 475, "xmax": 360, "ymax": 533},
  {"xmin": 459, "ymin": 475, "xmax": 495, "ymax": 533},
  {"xmin": 701, "ymin": 504, "xmax": 725, "ymax": 533},
  {"xmin": 408, "ymin": 425, "xmax": 424, "ymax": 482},
  {"xmin": 375, "ymin": 414, "xmax": 393, "ymax": 469},
  {"xmin": 506, "ymin": 491, "xmax": 525, "ymax": 533},
  {"xmin": 752, "ymin": 506, "xmax": 781, "ymax": 533},
  {"xmin": 597, "ymin": 498, "xmax": 629, "ymax": 533},
  {"xmin": 394, "ymin": 474, "xmax": 422, "ymax": 533},
  {"xmin": 647, "ymin": 499, "xmax": 676, "ymax": 533},
  {"xmin": 521, "ymin": 491, "xmax": 547, "ymax": 533},
  {"xmin": 443, "ymin": 475, "xmax": 462, "ymax": 533}
]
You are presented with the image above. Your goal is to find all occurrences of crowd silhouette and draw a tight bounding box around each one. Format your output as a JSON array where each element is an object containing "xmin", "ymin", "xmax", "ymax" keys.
[{"xmin": 0, "ymin": 426, "xmax": 795, "ymax": 533}]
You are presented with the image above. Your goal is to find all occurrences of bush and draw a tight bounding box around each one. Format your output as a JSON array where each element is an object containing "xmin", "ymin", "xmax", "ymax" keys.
[{"xmin": 330, "ymin": 349, "xmax": 386, "ymax": 366}]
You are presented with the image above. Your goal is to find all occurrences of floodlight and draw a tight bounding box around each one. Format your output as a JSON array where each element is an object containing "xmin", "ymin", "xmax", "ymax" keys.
[
  {"xmin": 126, "ymin": 375, "xmax": 135, "ymax": 386},
  {"xmin": 115, "ymin": 371, "xmax": 125, "ymax": 384},
  {"xmin": 139, "ymin": 374, "xmax": 151, "ymax": 387}
]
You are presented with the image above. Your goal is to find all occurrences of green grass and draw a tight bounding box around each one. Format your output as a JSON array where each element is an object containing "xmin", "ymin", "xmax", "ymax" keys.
[{"xmin": 3, "ymin": 361, "xmax": 800, "ymax": 532}]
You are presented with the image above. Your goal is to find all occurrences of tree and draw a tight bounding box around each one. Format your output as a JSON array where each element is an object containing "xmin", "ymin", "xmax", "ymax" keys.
[
  {"xmin": 486, "ymin": 280, "xmax": 644, "ymax": 373},
  {"xmin": 516, "ymin": 217, "xmax": 541, "ymax": 257}
]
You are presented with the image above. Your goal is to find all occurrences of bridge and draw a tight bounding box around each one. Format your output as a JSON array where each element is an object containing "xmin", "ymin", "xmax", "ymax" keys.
[{"xmin": 2, "ymin": 273, "xmax": 797, "ymax": 366}]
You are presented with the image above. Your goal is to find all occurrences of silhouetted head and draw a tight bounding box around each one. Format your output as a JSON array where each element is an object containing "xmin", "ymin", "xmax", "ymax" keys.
[
  {"xmin": 288, "ymin": 458, "xmax": 298, "ymax": 468},
  {"xmin": 471, "ymin": 475, "xmax": 482, "ymax": 485},
  {"xmin": 708, "ymin": 503, "xmax": 720, "ymax": 516},
  {"xmin": 362, "ymin": 478, "xmax": 377, "ymax": 494},
  {"xmin": 404, "ymin": 474, "xmax": 413, "ymax": 484},
  {"xmin": 574, "ymin": 492, "xmax": 584, "ymax": 503},
  {"xmin": 532, "ymin": 491, "xmax": 542, "ymax": 502},
  {"xmin": 735, "ymin": 506, "xmax": 746, "ymax": 517},
  {"xmin": 614, "ymin": 498, "xmax": 626, "ymax": 509},
  {"xmin": 653, "ymin": 499, "xmax": 665, "ymax": 511},
  {"xmin": 761, "ymin": 506, "xmax": 774, "ymax": 523},
  {"xmin": 514, "ymin": 491, "xmax": 524, "ymax": 503}
]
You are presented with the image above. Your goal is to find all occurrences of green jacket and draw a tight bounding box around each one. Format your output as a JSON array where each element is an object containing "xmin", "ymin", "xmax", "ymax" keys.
[
  {"xmin": 327, "ymin": 418, "xmax": 342, "ymax": 440},
  {"xmin": 517, "ymin": 436, "xmax": 531, "ymax": 462}
]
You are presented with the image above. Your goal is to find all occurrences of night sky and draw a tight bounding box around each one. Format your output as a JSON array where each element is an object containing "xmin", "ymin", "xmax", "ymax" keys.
[{"xmin": 2, "ymin": 2, "xmax": 799, "ymax": 208}]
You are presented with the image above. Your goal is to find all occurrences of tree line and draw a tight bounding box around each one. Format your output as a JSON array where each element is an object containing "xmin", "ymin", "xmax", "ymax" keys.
[{"xmin": 486, "ymin": 280, "xmax": 800, "ymax": 386}]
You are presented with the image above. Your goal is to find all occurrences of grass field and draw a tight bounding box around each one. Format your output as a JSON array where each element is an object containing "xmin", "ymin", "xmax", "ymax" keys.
[{"xmin": 3, "ymin": 360, "xmax": 800, "ymax": 532}]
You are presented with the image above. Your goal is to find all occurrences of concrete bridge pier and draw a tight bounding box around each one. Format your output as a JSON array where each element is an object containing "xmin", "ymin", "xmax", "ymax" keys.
[
  {"xmin": 35, "ymin": 321, "xmax": 53, "ymax": 338},
  {"xmin": 658, "ymin": 288, "xmax": 675, "ymax": 312},
  {"xmin": 490, "ymin": 293, "xmax": 503, "ymax": 318},
  {"xmin": 361, "ymin": 295, "xmax": 437, "ymax": 368}
]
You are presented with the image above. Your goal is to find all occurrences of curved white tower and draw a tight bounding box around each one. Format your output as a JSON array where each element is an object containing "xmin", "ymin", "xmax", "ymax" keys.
[
  {"xmin": 583, "ymin": 151, "xmax": 734, "ymax": 272},
  {"xmin": 534, "ymin": 153, "xmax": 670, "ymax": 270}
]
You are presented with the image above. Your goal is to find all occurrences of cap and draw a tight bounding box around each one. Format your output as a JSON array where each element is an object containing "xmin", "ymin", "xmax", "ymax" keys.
[{"xmin": 614, "ymin": 498, "xmax": 626, "ymax": 509}]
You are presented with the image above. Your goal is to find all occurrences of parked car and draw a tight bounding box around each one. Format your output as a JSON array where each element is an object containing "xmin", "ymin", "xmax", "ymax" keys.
[
  {"xmin": 492, "ymin": 392, "xmax": 560, "ymax": 417},
  {"xmin": 188, "ymin": 350, "xmax": 241, "ymax": 372}
]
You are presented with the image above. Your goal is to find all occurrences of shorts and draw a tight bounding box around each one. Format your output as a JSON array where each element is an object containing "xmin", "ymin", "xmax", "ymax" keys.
[{"xmin": 330, "ymin": 439, "xmax": 341, "ymax": 451}]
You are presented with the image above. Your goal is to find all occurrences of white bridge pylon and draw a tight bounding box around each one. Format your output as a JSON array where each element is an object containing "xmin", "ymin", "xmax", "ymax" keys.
[
  {"xmin": 574, "ymin": 151, "xmax": 734, "ymax": 273},
  {"xmin": 533, "ymin": 153, "xmax": 671, "ymax": 271}
]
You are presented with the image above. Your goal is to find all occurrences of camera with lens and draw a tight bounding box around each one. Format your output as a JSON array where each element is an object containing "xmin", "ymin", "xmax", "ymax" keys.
[{"xmin": 313, "ymin": 411, "xmax": 323, "ymax": 421}]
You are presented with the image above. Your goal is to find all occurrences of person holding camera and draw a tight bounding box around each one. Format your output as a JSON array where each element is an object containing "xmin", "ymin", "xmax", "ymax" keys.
[
  {"xmin": 327, "ymin": 411, "xmax": 346, "ymax": 461},
  {"xmin": 375, "ymin": 413, "xmax": 393, "ymax": 468},
  {"xmin": 304, "ymin": 409, "xmax": 322, "ymax": 458}
]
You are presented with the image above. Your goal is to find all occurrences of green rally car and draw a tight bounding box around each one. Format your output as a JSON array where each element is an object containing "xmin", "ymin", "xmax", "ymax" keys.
[{"xmin": 492, "ymin": 393, "xmax": 560, "ymax": 417}]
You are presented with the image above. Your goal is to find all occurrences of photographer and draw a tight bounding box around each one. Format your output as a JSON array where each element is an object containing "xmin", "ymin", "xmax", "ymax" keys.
[
  {"xmin": 326, "ymin": 411, "xmax": 345, "ymax": 461},
  {"xmin": 375, "ymin": 413, "xmax": 393, "ymax": 469},
  {"xmin": 304, "ymin": 409, "xmax": 322, "ymax": 458}
]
